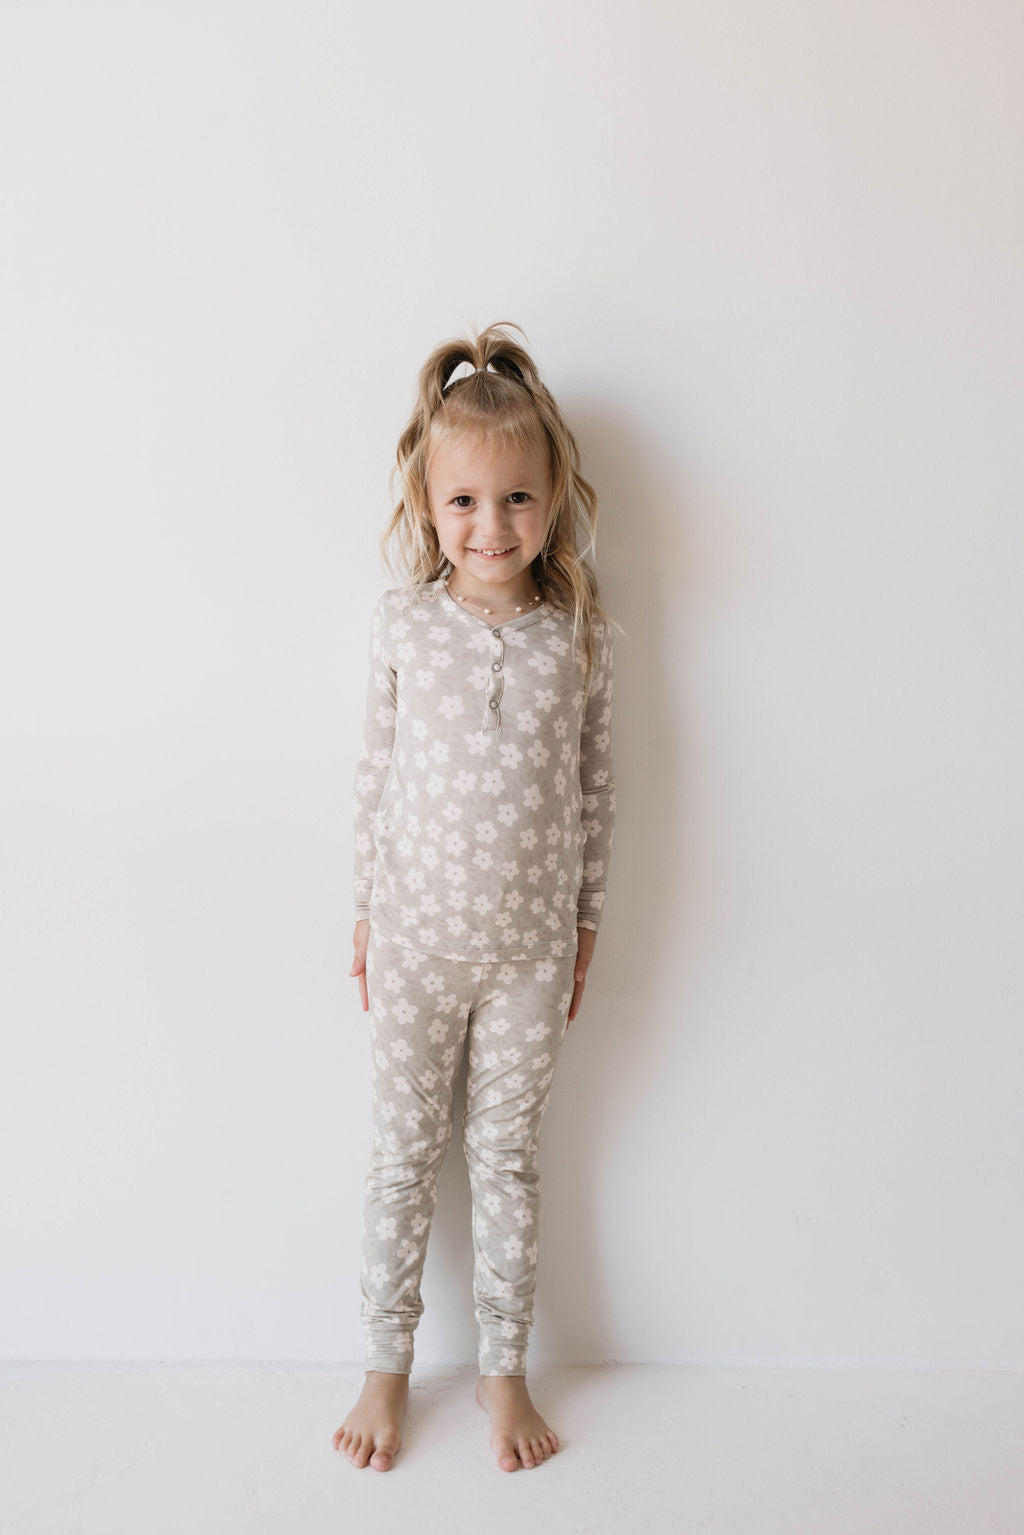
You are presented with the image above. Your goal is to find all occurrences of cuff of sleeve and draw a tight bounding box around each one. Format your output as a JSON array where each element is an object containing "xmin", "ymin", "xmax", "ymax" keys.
[
  {"xmin": 354, "ymin": 904, "xmax": 370, "ymax": 921},
  {"xmin": 576, "ymin": 915, "xmax": 600, "ymax": 932}
]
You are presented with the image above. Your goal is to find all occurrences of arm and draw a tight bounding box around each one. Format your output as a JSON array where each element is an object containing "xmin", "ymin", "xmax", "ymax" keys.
[
  {"xmin": 576, "ymin": 618, "xmax": 616, "ymax": 933},
  {"xmin": 352, "ymin": 592, "xmax": 397, "ymax": 922}
]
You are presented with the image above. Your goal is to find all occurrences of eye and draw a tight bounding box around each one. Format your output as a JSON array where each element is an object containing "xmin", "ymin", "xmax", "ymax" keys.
[
  {"xmin": 508, "ymin": 492, "xmax": 531, "ymax": 504},
  {"xmin": 452, "ymin": 496, "xmax": 473, "ymax": 507}
]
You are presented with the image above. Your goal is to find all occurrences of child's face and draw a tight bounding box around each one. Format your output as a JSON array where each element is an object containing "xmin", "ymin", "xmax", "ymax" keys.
[{"xmin": 426, "ymin": 430, "xmax": 551, "ymax": 597}]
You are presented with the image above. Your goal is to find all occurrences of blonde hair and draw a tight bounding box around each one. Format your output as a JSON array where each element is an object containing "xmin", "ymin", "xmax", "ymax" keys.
[{"xmin": 378, "ymin": 320, "xmax": 620, "ymax": 690}]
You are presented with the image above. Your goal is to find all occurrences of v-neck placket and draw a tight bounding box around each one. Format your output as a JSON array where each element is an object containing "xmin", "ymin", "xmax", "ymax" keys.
[{"xmin": 434, "ymin": 578, "xmax": 549, "ymax": 734}]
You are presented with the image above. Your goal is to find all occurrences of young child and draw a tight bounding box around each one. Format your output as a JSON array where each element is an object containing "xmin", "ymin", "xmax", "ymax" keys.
[{"xmin": 332, "ymin": 322, "xmax": 617, "ymax": 1474}]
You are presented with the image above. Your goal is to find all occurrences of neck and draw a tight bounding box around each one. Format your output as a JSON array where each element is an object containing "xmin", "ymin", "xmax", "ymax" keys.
[
  {"xmin": 444, "ymin": 572, "xmax": 544, "ymax": 614},
  {"xmin": 445, "ymin": 572, "xmax": 542, "ymax": 609}
]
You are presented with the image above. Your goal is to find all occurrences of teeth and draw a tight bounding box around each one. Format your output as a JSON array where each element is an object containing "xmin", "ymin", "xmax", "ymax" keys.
[{"xmin": 471, "ymin": 548, "xmax": 513, "ymax": 555}]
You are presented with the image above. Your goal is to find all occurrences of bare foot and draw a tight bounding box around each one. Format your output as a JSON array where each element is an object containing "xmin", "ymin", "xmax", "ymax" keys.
[
  {"xmin": 332, "ymin": 1370, "xmax": 409, "ymax": 1471},
  {"xmin": 475, "ymin": 1374, "xmax": 560, "ymax": 1471}
]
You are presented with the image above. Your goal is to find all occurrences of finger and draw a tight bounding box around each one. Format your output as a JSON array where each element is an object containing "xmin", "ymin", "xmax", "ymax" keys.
[{"xmin": 568, "ymin": 974, "xmax": 585, "ymax": 1022}]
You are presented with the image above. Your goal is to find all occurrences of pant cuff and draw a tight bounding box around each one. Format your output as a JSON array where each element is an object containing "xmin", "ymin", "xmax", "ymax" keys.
[
  {"xmin": 364, "ymin": 1331, "xmax": 414, "ymax": 1374},
  {"xmin": 478, "ymin": 1337, "xmax": 529, "ymax": 1374}
]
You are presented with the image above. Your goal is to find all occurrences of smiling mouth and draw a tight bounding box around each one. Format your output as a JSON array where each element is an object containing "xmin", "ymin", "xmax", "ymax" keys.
[{"xmin": 468, "ymin": 546, "xmax": 516, "ymax": 557}]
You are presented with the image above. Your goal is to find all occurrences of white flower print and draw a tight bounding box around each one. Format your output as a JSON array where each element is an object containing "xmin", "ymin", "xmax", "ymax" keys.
[
  {"xmin": 375, "ymin": 1216, "xmax": 397, "ymax": 1240},
  {"xmin": 352, "ymin": 584, "xmax": 614, "ymax": 963},
  {"xmin": 527, "ymin": 650, "xmax": 558, "ymax": 676},
  {"xmin": 427, "ymin": 1016, "xmax": 450, "ymax": 1044},
  {"xmin": 534, "ymin": 958, "xmax": 557, "ymax": 983},
  {"xmin": 475, "ymin": 820, "xmax": 498, "ymax": 844}
]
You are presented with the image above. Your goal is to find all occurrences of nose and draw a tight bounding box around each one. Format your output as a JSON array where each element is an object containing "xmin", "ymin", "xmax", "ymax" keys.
[{"xmin": 475, "ymin": 501, "xmax": 511, "ymax": 532}]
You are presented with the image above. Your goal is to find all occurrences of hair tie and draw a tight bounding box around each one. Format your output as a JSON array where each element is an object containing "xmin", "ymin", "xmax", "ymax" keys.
[{"xmin": 443, "ymin": 359, "xmax": 500, "ymax": 389}]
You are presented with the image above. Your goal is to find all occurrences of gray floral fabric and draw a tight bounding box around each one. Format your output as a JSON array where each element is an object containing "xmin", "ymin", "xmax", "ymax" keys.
[
  {"xmin": 352, "ymin": 577, "xmax": 615, "ymax": 961},
  {"xmin": 360, "ymin": 924, "xmax": 578, "ymax": 1375}
]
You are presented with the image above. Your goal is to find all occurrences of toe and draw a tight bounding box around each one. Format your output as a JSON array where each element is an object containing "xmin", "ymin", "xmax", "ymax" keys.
[
  {"xmin": 531, "ymin": 1436, "xmax": 546, "ymax": 1464},
  {"xmin": 351, "ymin": 1434, "xmax": 370, "ymax": 1468},
  {"xmin": 369, "ymin": 1446, "xmax": 395, "ymax": 1471},
  {"xmin": 518, "ymin": 1438, "xmax": 536, "ymax": 1468},
  {"xmin": 495, "ymin": 1435, "xmax": 519, "ymax": 1471},
  {"xmin": 546, "ymin": 1431, "xmax": 559, "ymax": 1452}
]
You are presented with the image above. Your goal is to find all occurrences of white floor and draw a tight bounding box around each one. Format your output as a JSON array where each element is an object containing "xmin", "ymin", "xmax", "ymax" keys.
[{"xmin": 1, "ymin": 1362, "xmax": 1021, "ymax": 1534}]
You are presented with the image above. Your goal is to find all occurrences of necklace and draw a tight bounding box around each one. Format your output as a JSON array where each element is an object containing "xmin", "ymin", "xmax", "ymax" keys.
[{"xmin": 443, "ymin": 577, "xmax": 544, "ymax": 617}]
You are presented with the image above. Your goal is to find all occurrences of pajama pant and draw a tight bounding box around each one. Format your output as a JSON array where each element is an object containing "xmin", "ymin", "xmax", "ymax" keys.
[{"xmin": 359, "ymin": 924, "xmax": 577, "ymax": 1376}]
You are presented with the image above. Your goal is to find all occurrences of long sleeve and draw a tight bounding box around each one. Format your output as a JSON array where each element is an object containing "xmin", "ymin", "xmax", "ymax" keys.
[
  {"xmin": 352, "ymin": 592, "xmax": 397, "ymax": 921},
  {"xmin": 576, "ymin": 618, "xmax": 616, "ymax": 932}
]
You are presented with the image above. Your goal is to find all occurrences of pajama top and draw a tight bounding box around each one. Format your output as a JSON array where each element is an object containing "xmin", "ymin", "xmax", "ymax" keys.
[{"xmin": 352, "ymin": 575, "xmax": 616, "ymax": 961}]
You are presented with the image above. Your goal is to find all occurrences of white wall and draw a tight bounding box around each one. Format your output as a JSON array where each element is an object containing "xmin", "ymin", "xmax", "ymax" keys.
[{"xmin": 2, "ymin": 0, "xmax": 1021, "ymax": 1367}]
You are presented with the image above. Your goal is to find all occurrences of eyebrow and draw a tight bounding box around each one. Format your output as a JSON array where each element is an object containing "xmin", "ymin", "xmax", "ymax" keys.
[{"xmin": 442, "ymin": 484, "xmax": 538, "ymax": 494}]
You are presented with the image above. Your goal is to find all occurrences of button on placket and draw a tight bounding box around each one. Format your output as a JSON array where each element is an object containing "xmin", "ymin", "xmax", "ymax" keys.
[{"xmin": 484, "ymin": 631, "xmax": 505, "ymax": 731}]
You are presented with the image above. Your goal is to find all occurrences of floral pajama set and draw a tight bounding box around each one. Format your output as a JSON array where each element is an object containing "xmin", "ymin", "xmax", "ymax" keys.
[{"xmin": 351, "ymin": 575, "xmax": 615, "ymax": 1374}]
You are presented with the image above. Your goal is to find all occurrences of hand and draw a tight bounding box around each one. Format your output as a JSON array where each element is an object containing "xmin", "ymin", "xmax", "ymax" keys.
[
  {"xmin": 350, "ymin": 919, "xmax": 370, "ymax": 1012},
  {"xmin": 567, "ymin": 926, "xmax": 597, "ymax": 1030}
]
